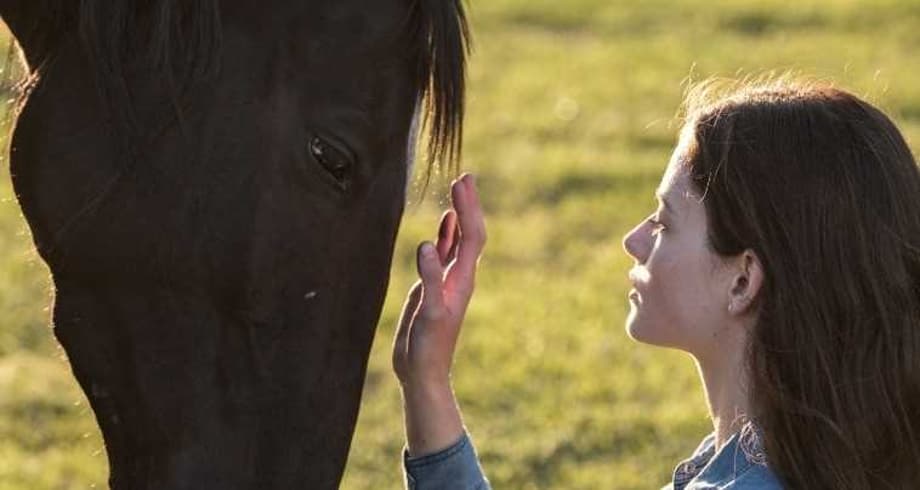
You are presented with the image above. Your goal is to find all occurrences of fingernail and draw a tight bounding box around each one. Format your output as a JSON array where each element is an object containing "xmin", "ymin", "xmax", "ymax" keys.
[
  {"xmin": 454, "ymin": 179, "xmax": 464, "ymax": 194},
  {"xmin": 421, "ymin": 242, "xmax": 436, "ymax": 257}
]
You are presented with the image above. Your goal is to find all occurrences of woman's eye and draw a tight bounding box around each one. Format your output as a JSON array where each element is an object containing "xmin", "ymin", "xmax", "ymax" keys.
[
  {"xmin": 309, "ymin": 136, "xmax": 354, "ymax": 190},
  {"xmin": 647, "ymin": 216, "xmax": 666, "ymax": 232}
]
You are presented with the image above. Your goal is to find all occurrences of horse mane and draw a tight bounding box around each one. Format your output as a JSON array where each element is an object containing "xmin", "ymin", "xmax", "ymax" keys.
[{"xmin": 11, "ymin": 0, "xmax": 470, "ymax": 176}]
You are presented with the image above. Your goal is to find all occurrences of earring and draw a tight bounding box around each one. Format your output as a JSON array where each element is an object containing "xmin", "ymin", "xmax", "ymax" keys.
[{"xmin": 728, "ymin": 302, "xmax": 735, "ymax": 314}]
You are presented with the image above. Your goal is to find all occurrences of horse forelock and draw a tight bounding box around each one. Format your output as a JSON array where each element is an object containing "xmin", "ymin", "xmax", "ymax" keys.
[
  {"xmin": 408, "ymin": 0, "xmax": 471, "ymax": 183},
  {"xmin": 9, "ymin": 1, "xmax": 221, "ymax": 158},
  {"xmin": 406, "ymin": 98, "xmax": 422, "ymax": 194},
  {"xmin": 77, "ymin": 0, "xmax": 222, "ymax": 156}
]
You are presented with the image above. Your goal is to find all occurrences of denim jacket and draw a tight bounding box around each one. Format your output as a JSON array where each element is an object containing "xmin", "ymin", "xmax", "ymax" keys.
[
  {"xmin": 403, "ymin": 432, "xmax": 491, "ymax": 490},
  {"xmin": 662, "ymin": 429, "xmax": 783, "ymax": 489},
  {"xmin": 403, "ymin": 429, "xmax": 783, "ymax": 489}
]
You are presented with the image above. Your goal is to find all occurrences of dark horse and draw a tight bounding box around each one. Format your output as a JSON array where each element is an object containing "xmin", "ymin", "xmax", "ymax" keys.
[{"xmin": 1, "ymin": 1, "xmax": 468, "ymax": 488}]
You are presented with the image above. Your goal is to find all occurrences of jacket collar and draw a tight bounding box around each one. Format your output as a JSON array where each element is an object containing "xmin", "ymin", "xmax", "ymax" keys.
[{"xmin": 672, "ymin": 425, "xmax": 768, "ymax": 489}]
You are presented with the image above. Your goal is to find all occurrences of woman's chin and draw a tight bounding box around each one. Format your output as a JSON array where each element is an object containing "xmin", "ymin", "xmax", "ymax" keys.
[
  {"xmin": 625, "ymin": 313, "xmax": 669, "ymax": 347},
  {"xmin": 625, "ymin": 312, "xmax": 651, "ymax": 343}
]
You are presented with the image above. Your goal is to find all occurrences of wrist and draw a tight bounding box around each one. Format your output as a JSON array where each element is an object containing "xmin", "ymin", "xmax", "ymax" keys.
[
  {"xmin": 402, "ymin": 381, "xmax": 458, "ymax": 420},
  {"xmin": 402, "ymin": 381, "xmax": 464, "ymax": 458},
  {"xmin": 400, "ymin": 377, "xmax": 453, "ymax": 398}
]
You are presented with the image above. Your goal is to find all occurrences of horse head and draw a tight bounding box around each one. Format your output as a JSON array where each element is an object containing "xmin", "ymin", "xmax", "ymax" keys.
[{"xmin": 3, "ymin": 0, "xmax": 468, "ymax": 487}]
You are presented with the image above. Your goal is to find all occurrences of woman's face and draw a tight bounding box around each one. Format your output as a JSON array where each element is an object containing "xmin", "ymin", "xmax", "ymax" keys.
[{"xmin": 622, "ymin": 144, "xmax": 734, "ymax": 357}]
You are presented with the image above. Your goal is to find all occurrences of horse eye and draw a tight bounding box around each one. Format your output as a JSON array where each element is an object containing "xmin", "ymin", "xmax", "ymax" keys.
[{"xmin": 309, "ymin": 136, "xmax": 354, "ymax": 190}]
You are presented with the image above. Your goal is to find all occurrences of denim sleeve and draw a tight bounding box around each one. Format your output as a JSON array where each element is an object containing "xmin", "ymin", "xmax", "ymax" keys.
[{"xmin": 403, "ymin": 432, "xmax": 491, "ymax": 490}]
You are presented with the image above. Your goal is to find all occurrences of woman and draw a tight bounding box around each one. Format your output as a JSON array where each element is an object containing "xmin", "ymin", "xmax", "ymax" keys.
[{"xmin": 391, "ymin": 79, "xmax": 920, "ymax": 489}]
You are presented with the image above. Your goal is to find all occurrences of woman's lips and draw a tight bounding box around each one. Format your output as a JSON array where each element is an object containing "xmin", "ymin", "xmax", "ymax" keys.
[{"xmin": 628, "ymin": 288, "xmax": 641, "ymax": 303}]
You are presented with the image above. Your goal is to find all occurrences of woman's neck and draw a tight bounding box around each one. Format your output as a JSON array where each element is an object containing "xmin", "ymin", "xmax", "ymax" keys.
[{"xmin": 695, "ymin": 343, "xmax": 750, "ymax": 452}]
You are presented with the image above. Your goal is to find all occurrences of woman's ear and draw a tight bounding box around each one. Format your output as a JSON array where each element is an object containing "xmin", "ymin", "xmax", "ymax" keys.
[{"xmin": 727, "ymin": 249, "xmax": 764, "ymax": 316}]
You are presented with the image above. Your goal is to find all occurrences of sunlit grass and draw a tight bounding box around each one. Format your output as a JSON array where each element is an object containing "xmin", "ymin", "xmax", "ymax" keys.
[{"xmin": 2, "ymin": 1, "xmax": 919, "ymax": 488}]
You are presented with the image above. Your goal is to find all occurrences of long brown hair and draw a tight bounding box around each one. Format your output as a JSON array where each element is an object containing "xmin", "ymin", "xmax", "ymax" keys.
[{"xmin": 681, "ymin": 77, "xmax": 920, "ymax": 488}]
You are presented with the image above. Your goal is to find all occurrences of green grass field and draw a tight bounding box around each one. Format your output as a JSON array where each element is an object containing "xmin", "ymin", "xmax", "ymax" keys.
[{"xmin": 2, "ymin": 1, "xmax": 920, "ymax": 488}]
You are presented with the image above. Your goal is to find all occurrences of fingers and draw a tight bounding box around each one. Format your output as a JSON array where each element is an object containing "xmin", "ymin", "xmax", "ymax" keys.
[
  {"xmin": 435, "ymin": 209, "xmax": 457, "ymax": 266},
  {"xmin": 394, "ymin": 177, "xmax": 482, "ymax": 385},
  {"xmin": 446, "ymin": 222, "xmax": 460, "ymax": 263},
  {"xmin": 394, "ymin": 281, "xmax": 423, "ymax": 350},
  {"xmin": 402, "ymin": 175, "xmax": 483, "ymax": 331},
  {"xmin": 447, "ymin": 174, "xmax": 487, "ymax": 299},
  {"xmin": 454, "ymin": 174, "xmax": 487, "ymax": 264},
  {"xmin": 416, "ymin": 241, "xmax": 446, "ymax": 320}
]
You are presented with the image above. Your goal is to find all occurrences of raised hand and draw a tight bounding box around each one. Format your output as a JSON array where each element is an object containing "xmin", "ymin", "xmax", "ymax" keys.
[{"xmin": 392, "ymin": 174, "xmax": 487, "ymax": 456}]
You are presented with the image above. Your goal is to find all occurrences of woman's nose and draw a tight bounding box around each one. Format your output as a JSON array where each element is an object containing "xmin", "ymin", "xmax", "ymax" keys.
[{"xmin": 622, "ymin": 222, "xmax": 649, "ymax": 263}]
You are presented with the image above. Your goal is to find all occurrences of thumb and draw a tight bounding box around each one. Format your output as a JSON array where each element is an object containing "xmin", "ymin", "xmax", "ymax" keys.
[{"xmin": 417, "ymin": 241, "xmax": 446, "ymax": 319}]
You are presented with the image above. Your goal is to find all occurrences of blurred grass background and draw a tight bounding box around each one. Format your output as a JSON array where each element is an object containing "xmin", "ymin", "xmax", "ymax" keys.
[{"xmin": 2, "ymin": 0, "xmax": 920, "ymax": 488}]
